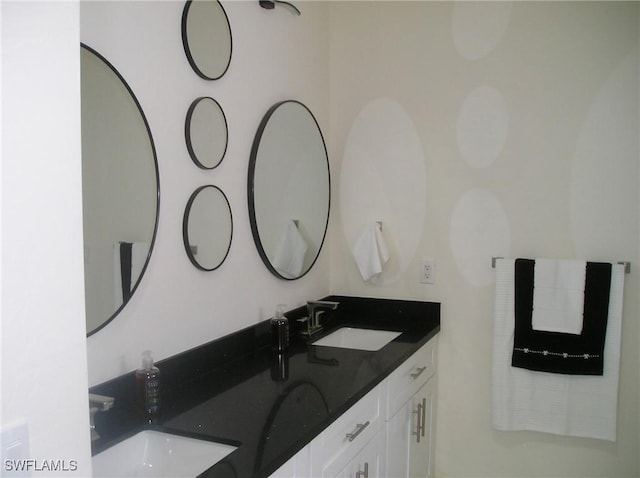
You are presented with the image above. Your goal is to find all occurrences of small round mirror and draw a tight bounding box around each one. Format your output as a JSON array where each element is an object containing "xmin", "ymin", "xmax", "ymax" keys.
[
  {"xmin": 181, "ymin": 0, "xmax": 232, "ymax": 80},
  {"xmin": 183, "ymin": 185, "xmax": 233, "ymax": 271},
  {"xmin": 248, "ymin": 100, "xmax": 330, "ymax": 280},
  {"xmin": 185, "ymin": 97, "xmax": 228, "ymax": 170}
]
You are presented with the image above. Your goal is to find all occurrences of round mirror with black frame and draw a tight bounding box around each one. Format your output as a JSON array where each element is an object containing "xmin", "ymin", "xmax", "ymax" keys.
[
  {"xmin": 183, "ymin": 185, "xmax": 233, "ymax": 271},
  {"xmin": 185, "ymin": 96, "xmax": 228, "ymax": 170},
  {"xmin": 248, "ymin": 100, "xmax": 330, "ymax": 280},
  {"xmin": 81, "ymin": 44, "xmax": 160, "ymax": 337},
  {"xmin": 181, "ymin": 0, "xmax": 232, "ymax": 81}
]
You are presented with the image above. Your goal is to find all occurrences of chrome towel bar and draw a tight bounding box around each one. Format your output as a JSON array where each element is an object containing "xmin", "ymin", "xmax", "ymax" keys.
[{"xmin": 491, "ymin": 257, "xmax": 630, "ymax": 274}]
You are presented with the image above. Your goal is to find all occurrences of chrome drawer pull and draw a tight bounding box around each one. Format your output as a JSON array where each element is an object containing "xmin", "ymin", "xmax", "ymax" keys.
[
  {"xmin": 355, "ymin": 462, "xmax": 369, "ymax": 478},
  {"xmin": 420, "ymin": 397, "xmax": 427, "ymax": 439},
  {"xmin": 413, "ymin": 398, "xmax": 427, "ymax": 443},
  {"xmin": 346, "ymin": 421, "xmax": 370, "ymax": 442},
  {"xmin": 412, "ymin": 402, "xmax": 423, "ymax": 443},
  {"xmin": 410, "ymin": 366, "xmax": 427, "ymax": 380}
]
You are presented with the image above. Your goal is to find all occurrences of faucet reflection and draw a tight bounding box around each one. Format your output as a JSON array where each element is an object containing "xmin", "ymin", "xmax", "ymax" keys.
[{"xmin": 89, "ymin": 393, "xmax": 114, "ymax": 442}]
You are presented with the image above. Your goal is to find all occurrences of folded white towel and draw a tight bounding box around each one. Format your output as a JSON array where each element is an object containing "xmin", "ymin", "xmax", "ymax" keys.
[
  {"xmin": 272, "ymin": 220, "xmax": 308, "ymax": 279},
  {"xmin": 352, "ymin": 222, "xmax": 390, "ymax": 281},
  {"xmin": 492, "ymin": 258, "xmax": 624, "ymax": 441},
  {"xmin": 533, "ymin": 259, "xmax": 586, "ymax": 334}
]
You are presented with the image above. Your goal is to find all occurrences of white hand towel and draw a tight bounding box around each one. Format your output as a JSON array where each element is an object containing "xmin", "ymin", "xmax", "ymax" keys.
[
  {"xmin": 492, "ymin": 258, "xmax": 624, "ymax": 441},
  {"xmin": 352, "ymin": 222, "xmax": 390, "ymax": 281},
  {"xmin": 533, "ymin": 259, "xmax": 586, "ymax": 334},
  {"xmin": 272, "ymin": 220, "xmax": 308, "ymax": 279}
]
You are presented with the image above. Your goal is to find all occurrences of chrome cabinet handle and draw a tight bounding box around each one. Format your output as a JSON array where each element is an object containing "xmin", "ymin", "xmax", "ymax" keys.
[
  {"xmin": 355, "ymin": 462, "xmax": 369, "ymax": 478},
  {"xmin": 413, "ymin": 398, "xmax": 427, "ymax": 443},
  {"xmin": 412, "ymin": 402, "xmax": 423, "ymax": 443},
  {"xmin": 410, "ymin": 366, "xmax": 427, "ymax": 380},
  {"xmin": 346, "ymin": 421, "xmax": 370, "ymax": 442},
  {"xmin": 420, "ymin": 397, "xmax": 427, "ymax": 439}
]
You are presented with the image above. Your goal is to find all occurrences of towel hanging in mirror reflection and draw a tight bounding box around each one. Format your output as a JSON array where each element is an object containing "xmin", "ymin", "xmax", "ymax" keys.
[
  {"xmin": 273, "ymin": 220, "xmax": 308, "ymax": 279},
  {"xmin": 352, "ymin": 222, "xmax": 389, "ymax": 281}
]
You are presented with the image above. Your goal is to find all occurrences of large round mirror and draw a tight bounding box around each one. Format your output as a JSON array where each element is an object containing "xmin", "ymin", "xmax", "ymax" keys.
[
  {"xmin": 181, "ymin": 0, "xmax": 232, "ymax": 80},
  {"xmin": 81, "ymin": 44, "xmax": 160, "ymax": 336},
  {"xmin": 183, "ymin": 185, "xmax": 233, "ymax": 271},
  {"xmin": 248, "ymin": 100, "xmax": 330, "ymax": 280}
]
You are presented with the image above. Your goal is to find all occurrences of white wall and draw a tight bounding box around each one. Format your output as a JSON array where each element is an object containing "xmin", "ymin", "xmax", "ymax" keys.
[
  {"xmin": 2, "ymin": 2, "xmax": 638, "ymax": 477},
  {"xmin": 83, "ymin": 1, "xmax": 331, "ymax": 385},
  {"xmin": 1, "ymin": 1, "xmax": 92, "ymax": 475},
  {"xmin": 329, "ymin": 2, "xmax": 639, "ymax": 477}
]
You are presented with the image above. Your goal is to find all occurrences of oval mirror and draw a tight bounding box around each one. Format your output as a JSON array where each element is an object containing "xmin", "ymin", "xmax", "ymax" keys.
[
  {"xmin": 183, "ymin": 185, "xmax": 233, "ymax": 271},
  {"xmin": 248, "ymin": 100, "xmax": 330, "ymax": 280},
  {"xmin": 81, "ymin": 44, "xmax": 160, "ymax": 336},
  {"xmin": 185, "ymin": 97, "xmax": 228, "ymax": 170},
  {"xmin": 181, "ymin": 0, "xmax": 232, "ymax": 80}
]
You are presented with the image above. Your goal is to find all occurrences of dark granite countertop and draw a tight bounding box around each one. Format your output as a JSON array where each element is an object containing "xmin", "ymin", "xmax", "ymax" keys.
[{"xmin": 90, "ymin": 296, "xmax": 440, "ymax": 478}]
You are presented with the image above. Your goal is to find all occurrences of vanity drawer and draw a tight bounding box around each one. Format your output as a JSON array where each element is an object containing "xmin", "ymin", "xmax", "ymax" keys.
[
  {"xmin": 311, "ymin": 384, "xmax": 382, "ymax": 477},
  {"xmin": 386, "ymin": 336, "xmax": 437, "ymax": 419}
]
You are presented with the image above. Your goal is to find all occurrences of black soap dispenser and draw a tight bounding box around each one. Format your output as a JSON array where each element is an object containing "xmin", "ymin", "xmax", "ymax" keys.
[
  {"xmin": 271, "ymin": 305, "xmax": 290, "ymax": 382},
  {"xmin": 136, "ymin": 350, "xmax": 160, "ymax": 420},
  {"xmin": 271, "ymin": 304, "xmax": 289, "ymax": 352}
]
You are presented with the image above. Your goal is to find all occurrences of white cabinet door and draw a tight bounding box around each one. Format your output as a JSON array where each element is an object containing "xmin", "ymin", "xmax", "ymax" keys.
[
  {"xmin": 332, "ymin": 433, "xmax": 381, "ymax": 478},
  {"xmin": 386, "ymin": 338, "xmax": 437, "ymax": 420},
  {"xmin": 386, "ymin": 375, "xmax": 436, "ymax": 478},
  {"xmin": 311, "ymin": 385, "xmax": 382, "ymax": 477},
  {"xmin": 386, "ymin": 396, "xmax": 412, "ymax": 478}
]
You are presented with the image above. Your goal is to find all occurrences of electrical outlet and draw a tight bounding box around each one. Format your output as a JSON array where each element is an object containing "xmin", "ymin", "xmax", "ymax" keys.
[{"xmin": 420, "ymin": 259, "xmax": 435, "ymax": 284}]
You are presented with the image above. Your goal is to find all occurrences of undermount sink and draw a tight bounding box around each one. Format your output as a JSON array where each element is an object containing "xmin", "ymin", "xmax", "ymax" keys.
[
  {"xmin": 92, "ymin": 430, "xmax": 237, "ymax": 478},
  {"xmin": 312, "ymin": 327, "xmax": 402, "ymax": 351}
]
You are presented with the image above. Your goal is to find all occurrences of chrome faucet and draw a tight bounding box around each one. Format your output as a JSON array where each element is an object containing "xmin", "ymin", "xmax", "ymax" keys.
[
  {"xmin": 89, "ymin": 393, "xmax": 114, "ymax": 442},
  {"xmin": 299, "ymin": 300, "xmax": 339, "ymax": 337}
]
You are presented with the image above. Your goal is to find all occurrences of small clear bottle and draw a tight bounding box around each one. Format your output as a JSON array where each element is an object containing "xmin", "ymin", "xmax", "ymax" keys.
[{"xmin": 135, "ymin": 350, "xmax": 161, "ymax": 420}]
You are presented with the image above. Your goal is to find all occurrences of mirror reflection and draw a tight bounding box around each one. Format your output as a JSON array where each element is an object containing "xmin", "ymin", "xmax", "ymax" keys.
[
  {"xmin": 185, "ymin": 97, "xmax": 228, "ymax": 170},
  {"xmin": 181, "ymin": 0, "xmax": 232, "ymax": 80},
  {"xmin": 248, "ymin": 100, "xmax": 330, "ymax": 280},
  {"xmin": 183, "ymin": 185, "xmax": 233, "ymax": 271},
  {"xmin": 255, "ymin": 381, "xmax": 328, "ymax": 472},
  {"xmin": 81, "ymin": 44, "xmax": 159, "ymax": 336}
]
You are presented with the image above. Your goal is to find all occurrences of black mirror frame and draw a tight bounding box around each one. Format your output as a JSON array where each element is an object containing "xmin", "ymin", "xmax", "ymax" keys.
[
  {"xmin": 82, "ymin": 43, "xmax": 161, "ymax": 337},
  {"xmin": 247, "ymin": 100, "xmax": 331, "ymax": 281},
  {"xmin": 181, "ymin": 0, "xmax": 233, "ymax": 81},
  {"xmin": 185, "ymin": 96, "xmax": 229, "ymax": 170},
  {"xmin": 183, "ymin": 185, "xmax": 233, "ymax": 272}
]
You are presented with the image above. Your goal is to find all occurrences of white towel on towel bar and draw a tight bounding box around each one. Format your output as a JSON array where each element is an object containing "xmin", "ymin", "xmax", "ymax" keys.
[
  {"xmin": 352, "ymin": 222, "xmax": 390, "ymax": 281},
  {"xmin": 491, "ymin": 258, "xmax": 624, "ymax": 441},
  {"xmin": 532, "ymin": 259, "xmax": 586, "ymax": 334}
]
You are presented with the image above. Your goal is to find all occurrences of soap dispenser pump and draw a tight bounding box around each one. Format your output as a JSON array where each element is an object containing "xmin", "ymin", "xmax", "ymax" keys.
[
  {"xmin": 270, "ymin": 304, "xmax": 289, "ymax": 352},
  {"xmin": 136, "ymin": 350, "xmax": 160, "ymax": 420}
]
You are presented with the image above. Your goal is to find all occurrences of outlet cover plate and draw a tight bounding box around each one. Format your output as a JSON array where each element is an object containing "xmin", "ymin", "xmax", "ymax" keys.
[{"xmin": 420, "ymin": 259, "xmax": 435, "ymax": 284}]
